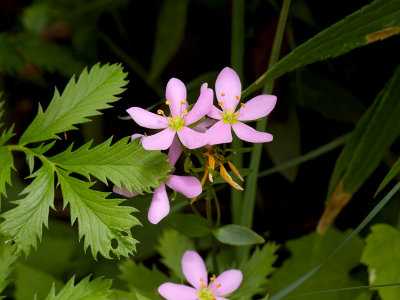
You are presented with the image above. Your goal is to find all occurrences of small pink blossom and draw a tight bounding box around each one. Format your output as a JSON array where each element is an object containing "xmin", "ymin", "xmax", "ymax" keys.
[
  {"xmin": 158, "ymin": 250, "xmax": 243, "ymax": 300},
  {"xmin": 127, "ymin": 78, "xmax": 213, "ymax": 150},
  {"xmin": 113, "ymin": 137, "xmax": 202, "ymax": 224},
  {"xmin": 206, "ymin": 67, "xmax": 277, "ymax": 145}
]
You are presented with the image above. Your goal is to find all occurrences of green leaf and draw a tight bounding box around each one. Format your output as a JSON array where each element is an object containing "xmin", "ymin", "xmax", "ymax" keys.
[
  {"xmin": 43, "ymin": 275, "xmax": 112, "ymax": 300},
  {"xmin": 155, "ymin": 229, "xmax": 194, "ymax": 277},
  {"xmin": 51, "ymin": 137, "xmax": 169, "ymax": 193},
  {"xmin": 376, "ymin": 158, "xmax": 400, "ymax": 195},
  {"xmin": 0, "ymin": 237, "xmax": 18, "ymax": 296},
  {"xmin": 25, "ymin": 141, "xmax": 56, "ymax": 175},
  {"xmin": 232, "ymin": 243, "xmax": 278, "ymax": 300},
  {"xmin": 0, "ymin": 162, "xmax": 54, "ymax": 256},
  {"xmin": 0, "ymin": 34, "xmax": 25, "ymax": 73},
  {"xmin": 0, "ymin": 147, "xmax": 14, "ymax": 199},
  {"xmin": 243, "ymin": 0, "xmax": 400, "ymax": 97},
  {"xmin": 361, "ymin": 224, "xmax": 400, "ymax": 300},
  {"xmin": 14, "ymin": 264, "xmax": 63, "ymax": 300},
  {"xmin": 119, "ymin": 260, "xmax": 169, "ymax": 300},
  {"xmin": 20, "ymin": 63, "xmax": 128, "ymax": 145},
  {"xmin": 215, "ymin": 224, "xmax": 265, "ymax": 246},
  {"xmin": 269, "ymin": 228, "xmax": 371, "ymax": 300},
  {"xmin": 56, "ymin": 168, "xmax": 140, "ymax": 259},
  {"xmin": 166, "ymin": 214, "xmax": 210, "ymax": 238},
  {"xmin": 147, "ymin": 0, "xmax": 189, "ymax": 83}
]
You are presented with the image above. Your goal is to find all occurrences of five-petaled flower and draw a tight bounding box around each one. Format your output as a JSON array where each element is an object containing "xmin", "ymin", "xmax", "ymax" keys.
[
  {"xmin": 206, "ymin": 67, "xmax": 277, "ymax": 145},
  {"xmin": 158, "ymin": 250, "xmax": 243, "ymax": 300},
  {"xmin": 113, "ymin": 137, "xmax": 202, "ymax": 224},
  {"xmin": 127, "ymin": 79, "xmax": 213, "ymax": 150}
]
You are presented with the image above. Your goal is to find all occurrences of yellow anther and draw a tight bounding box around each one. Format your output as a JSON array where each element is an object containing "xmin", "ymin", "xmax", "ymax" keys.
[
  {"xmin": 165, "ymin": 100, "xmax": 170, "ymax": 105},
  {"xmin": 201, "ymin": 284, "xmax": 206, "ymax": 289},
  {"xmin": 221, "ymin": 93, "xmax": 225, "ymax": 97},
  {"xmin": 218, "ymin": 102, "xmax": 224, "ymax": 106},
  {"xmin": 200, "ymin": 277, "xmax": 204, "ymax": 283},
  {"xmin": 216, "ymin": 283, "xmax": 221, "ymax": 288},
  {"xmin": 157, "ymin": 109, "xmax": 164, "ymax": 115},
  {"xmin": 210, "ymin": 274, "xmax": 216, "ymax": 281},
  {"xmin": 235, "ymin": 95, "xmax": 240, "ymax": 100},
  {"xmin": 183, "ymin": 109, "xmax": 188, "ymax": 115},
  {"xmin": 212, "ymin": 297, "xmax": 216, "ymax": 300},
  {"xmin": 180, "ymin": 100, "xmax": 186, "ymax": 104},
  {"xmin": 240, "ymin": 103, "xmax": 245, "ymax": 108}
]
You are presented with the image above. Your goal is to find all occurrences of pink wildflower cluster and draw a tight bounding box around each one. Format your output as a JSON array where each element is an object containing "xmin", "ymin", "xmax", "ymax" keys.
[{"xmin": 114, "ymin": 67, "xmax": 277, "ymax": 225}]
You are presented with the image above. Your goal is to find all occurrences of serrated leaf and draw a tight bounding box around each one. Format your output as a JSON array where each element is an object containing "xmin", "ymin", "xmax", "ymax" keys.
[
  {"xmin": 269, "ymin": 228, "xmax": 371, "ymax": 300},
  {"xmin": 318, "ymin": 64, "xmax": 400, "ymax": 233},
  {"xmin": 0, "ymin": 147, "xmax": 14, "ymax": 200},
  {"xmin": 232, "ymin": 243, "xmax": 278, "ymax": 300},
  {"xmin": 118, "ymin": 260, "xmax": 169, "ymax": 300},
  {"xmin": 155, "ymin": 229, "xmax": 194, "ymax": 278},
  {"xmin": 243, "ymin": 0, "xmax": 400, "ymax": 97},
  {"xmin": 56, "ymin": 168, "xmax": 140, "ymax": 259},
  {"xmin": 215, "ymin": 224, "xmax": 265, "ymax": 246},
  {"xmin": 361, "ymin": 224, "xmax": 400, "ymax": 300},
  {"xmin": 44, "ymin": 275, "xmax": 112, "ymax": 300},
  {"xmin": 14, "ymin": 264, "xmax": 63, "ymax": 300},
  {"xmin": 26, "ymin": 141, "xmax": 56, "ymax": 175},
  {"xmin": 0, "ymin": 162, "xmax": 54, "ymax": 256},
  {"xmin": 51, "ymin": 137, "xmax": 169, "ymax": 193},
  {"xmin": 376, "ymin": 158, "xmax": 400, "ymax": 195},
  {"xmin": 166, "ymin": 214, "xmax": 210, "ymax": 238},
  {"xmin": 148, "ymin": 0, "xmax": 189, "ymax": 83},
  {"xmin": 0, "ymin": 237, "xmax": 18, "ymax": 296},
  {"xmin": 0, "ymin": 125, "xmax": 15, "ymax": 147},
  {"xmin": 20, "ymin": 63, "xmax": 128, "ymax": 145}
]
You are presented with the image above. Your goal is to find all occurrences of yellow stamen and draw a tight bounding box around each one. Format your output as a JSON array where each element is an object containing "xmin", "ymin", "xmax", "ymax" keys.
[
  {"xmin": 216, "ymin": 283, "xmax": 221, "ymax": 288},
  {"xmin": 228, "ymin": 161, "xmax": 244, "ymax": 181},
  {"xmin": 221, "ymin": 93, "xmax": 225, "ymax": 97},
  {"xmin": 218, "ymin": 102, "xmax": 224, "ymax": 106},
  {"xmin": 218, "ymin": 162, "xmax": 243, "ymax": 191},
  {"xmin": 210, "ymin": 274, "xmax": 216, "ymax": 281},
  {"xmin": 180, "ymin": 100, "xmax": 186, "ymax": 104},
  {"xmin": 235, "ymin": 95, "xmax": 240, "ymax": 100},
  {"xmin": 157, "ymin": 109, "xmax": 164, "ymax": 115},
  {"xmin": 200, "ymin": 277, "xmax": 204, "ymax": 282},
  {"xmin": 165, "ymin": 100, "xmax": 170, "ymax": 105},
  {"xmin": 201, "ymin": 284, "xmax": 206, "ymax": 289},
  {"xmin": 183, "ymin": 109, "xmax": 188, "ymax": 115},
  {"xmin": 240, "ymin": 103, "xmax": 245, "ymax": 108}
]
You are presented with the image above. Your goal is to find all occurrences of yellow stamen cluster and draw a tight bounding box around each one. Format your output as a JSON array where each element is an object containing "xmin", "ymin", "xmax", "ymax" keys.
[{"xmin": 197, "ymin": 275, "xmax": 221, "ymax": 300}]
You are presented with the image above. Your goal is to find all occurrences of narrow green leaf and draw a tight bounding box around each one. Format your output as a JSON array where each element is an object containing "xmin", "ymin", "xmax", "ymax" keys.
[
  {"xmin": 51, "ymin": 137, "xmax": 169, "ymax": 193},
  {"xmin": 215, "ymin": 224, "xmax": 265, "ymax": 246},
  {"xmin": 20, "ymin": 63, "xmax": 128, "ymax": 144},
  {"xmin": 376, "ymin": 158, "xmax": 400, "ymax": 195},
  {"xmin": 166, "ymin": 214, "xmax": 210, "ymax": 238},
  {"xmin": 232, "ymin": 243, "xmax": 278, "ymax": 299},
  {"xmin": 155, "ymin": 229, "xmax": 194, "ymax": 277},
  {"xmin": 43, "ymin": 275, "xmax": 112, "ymax": 300},
  {"xmin": 118, "ymin": 260, "xmax": 168, "ymax": 300},
  {"xmin": 0, "ymin": 162, "xmax": 54, "ymax": 256},
  {"xmin": 147, "ymin": 0, "xmax": 189, "ymax": 83},
  {"xmin": 56, "ymin": 168, "xmax": 140, "ymax": 259},
  {"xmin": 243, "ymin": 0, "xmax": 400, "ymax": 97},
  {"xmin": 0, "ymin": 147, "xmax": 14, "ymax": 199},
  {"xmin": 0, "ymin": 237, "xmax": 18, "ymax": 296},
  {"xmin": 361, "ymin": 224, "xmax": 400, "ymax": 300}
]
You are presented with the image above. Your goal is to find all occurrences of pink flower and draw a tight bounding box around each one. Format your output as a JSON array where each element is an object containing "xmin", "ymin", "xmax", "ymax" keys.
[
  {"xmin": 158, "ymin": 250, "xmax": 243, "ymax": 300},
  {"xmin": 113, "ymin": 137, "xmax": 202, "ymax": 224},
  {"xmin": 206, "ymin": 67, "xmax": 277, "ymax": 145},
  {"xmin": 127, "ymin": 78, "xmax": 213, "ymax": 150}
]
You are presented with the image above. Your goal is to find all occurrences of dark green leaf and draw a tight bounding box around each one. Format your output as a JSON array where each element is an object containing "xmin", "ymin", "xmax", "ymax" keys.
[
  {"xmin": 167, "ymin": 214, "xmax": 210, "ymax": 238},
  {"xmin": 51, "ymin": 137, "xmax": 169, "ymax": 193},
  {"xmin": 0, "ymin": 237, "xmax": 18, "ymax": 296},
  {"xmin": 20, "ymin": 63, "xmax": 128, "ymax": 144},
  {"xmin": 243, "ymin": 0, "xmax": 400, "ymax": 97},
  {"xmin": 215, "ymin": 224, "xmax": 265, "ymax": 246},
  {"xmin": 376, "ymin": 158, "xmax": 400, "ymax": 195},
  {"xmin": 148, "ymin": 0, "xmax": 189, "ymax": 83},
  {"xmin": 0, "ymin": 147, "xmax": 14, "ymax": 200}
]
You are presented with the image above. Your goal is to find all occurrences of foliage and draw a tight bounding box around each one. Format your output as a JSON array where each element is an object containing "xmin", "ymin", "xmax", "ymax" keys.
[{"xmin": 0, "ymin": 237, "xmax": 18, "ymax": 298}]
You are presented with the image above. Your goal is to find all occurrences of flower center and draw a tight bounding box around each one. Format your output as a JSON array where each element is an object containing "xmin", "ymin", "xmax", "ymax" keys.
[
  {"xmin": 221, "ymin": 109, "xmax": 239, "ymax": 124},
  {"xmin": 168, "ymin": 115, "xmax": 185, "ymax": 130},
  {"xmin": 197, "ymin": 288, "xmax": 215, "ymax": 300}
]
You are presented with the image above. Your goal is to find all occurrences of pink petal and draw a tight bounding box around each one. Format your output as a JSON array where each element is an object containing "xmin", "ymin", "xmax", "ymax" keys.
[
  {"xmin": 215, "ymin": 67, "xmax": 241, "ymax": 111},
  {"xmin": 142, "ymin": 128, "xmax": 176, "ymax": 150},
  {"xmin": 177, "ymin": 127, "xmax": 209, "ymax": 149},
  {"xmin": 166, "ymin": 78, "xmax": 187, "ymax": 117},
  {"xmin": 232, "ymin": 122, "xmax": 273, "ymax": 143},
  {"xmin": 158, "ymin": 283, "xmax": 198, "ymax": 300},
  {"xmin": 216, "ymin": 298, "xmax": 229, "ymax": 300},
  {"xmin": 182, "ymin": 250, "xmax": 208, "ymax": 290},
  {"xmin": 113, "ymin": 185, "xmax": 139, "ymax": 198},
  {"xmin": 131, "ymin": 133, "xmax": 144, "ymax": 142},
  {"xmin": 148, "ymin": 184, "xmax": 169, "ymax": 224},
  {"xmin": 168, "ymin": 137, "xmax": 182, "ymax": 167},
  {"xmin": 200, "ymin": 82, "xmax": 208, "ymax": 91},
  {"xmin": 185, "ymin": 86, "xmax": 213, "ymax": 125},
  {"xmin": 193, "ymin": 119, "xmax": 217, "ymax": 133},
  {"xmin": 206, "ymin": 121, "xmax": 232, "ymax": 145},
  {"xmin": 207, "ymin": 106, "xmax": 223, "ymax": 120},
  {"xmin": 166, "ymin": 175, "xmax": 202, "ymax": 198},
  {"xmin": 237, "ymin": 95, "xmax": 277, "ymax": 121},
  {"xmin": 209, "ymin": 270, "xmax": 243, "ymax": 296},
  {"xmin": 127, "ymin": 107, "xmax": 168, "ymax": 129}
]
